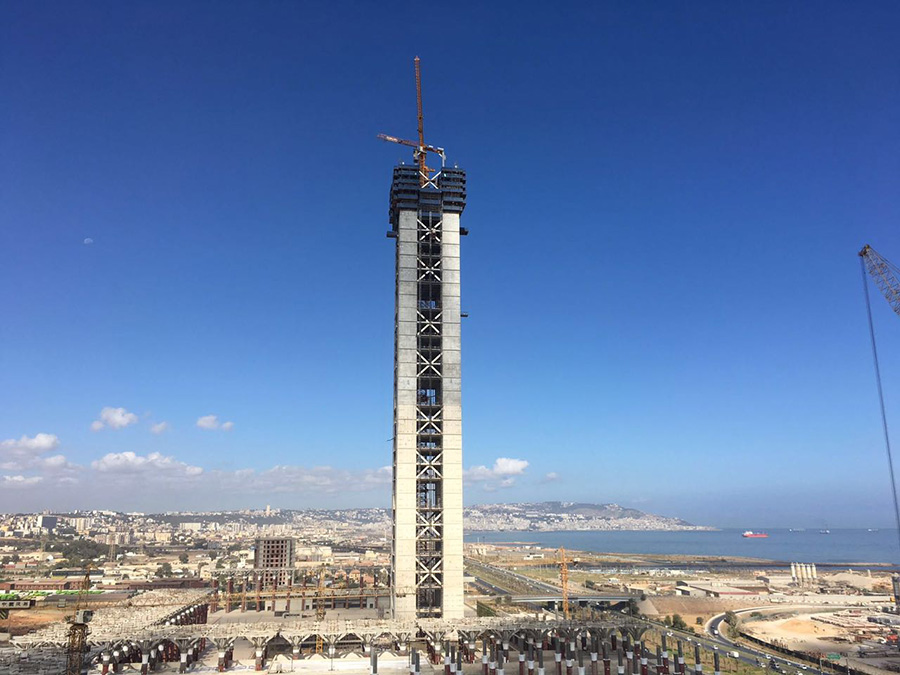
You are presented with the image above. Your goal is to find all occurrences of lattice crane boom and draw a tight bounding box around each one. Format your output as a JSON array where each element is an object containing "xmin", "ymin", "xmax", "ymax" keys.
[{"xmin": 860, "ymin": 244, "xmax": 900, "ymax": 318}]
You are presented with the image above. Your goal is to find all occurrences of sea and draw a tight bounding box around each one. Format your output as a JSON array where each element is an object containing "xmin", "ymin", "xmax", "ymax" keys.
[{"xmin": 465, "ymin": 529, "xmax": 900, "ymax": 566}]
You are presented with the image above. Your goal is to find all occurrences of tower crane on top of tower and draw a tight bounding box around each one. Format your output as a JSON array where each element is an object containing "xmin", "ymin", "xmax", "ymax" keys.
[
  {"xmin": 860, "ymin": 245, "xmax": 900, "ymax": 317},
  {"xmin": 377, "ymin": 57, "xmax": 446, "ymax": 186}
]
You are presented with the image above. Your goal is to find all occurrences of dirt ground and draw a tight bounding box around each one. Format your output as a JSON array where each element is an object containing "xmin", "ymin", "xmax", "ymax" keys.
[
  {"xmin": 4, "ymin": 607, "xmax": 69, "ymax": 637},
  {"xmin": 647, "ymin": 596, "xmax": 764, "ymax": 627},
  {"xmin": 743, "ymin": 615, "xmax": 844, "ymax": 653}
]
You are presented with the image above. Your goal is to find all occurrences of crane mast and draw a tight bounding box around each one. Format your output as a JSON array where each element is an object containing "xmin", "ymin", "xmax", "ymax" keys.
[
  {"xmin": 64, "ymin": 566, "xmax": 93, "ymax": 675},
  {"xmin": 558, "ymin": 547, "xmax": 570, "ymax": 620}
]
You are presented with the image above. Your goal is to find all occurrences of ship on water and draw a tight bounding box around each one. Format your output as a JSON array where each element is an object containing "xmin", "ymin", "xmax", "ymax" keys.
[{"xmin": 742, "ymin": 530, "xmax": 769, "ymax": 538}]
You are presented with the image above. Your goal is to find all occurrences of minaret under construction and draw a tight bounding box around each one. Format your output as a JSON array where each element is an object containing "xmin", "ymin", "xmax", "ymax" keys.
[{"xmin": 382, "ymin": 58, "xmax": 467, "ymax": 620}]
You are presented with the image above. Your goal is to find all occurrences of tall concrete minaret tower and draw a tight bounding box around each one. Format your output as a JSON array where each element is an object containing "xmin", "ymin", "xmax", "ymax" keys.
[{"xmin": 387, "ymin": 162, "xmax": 466, "ymax": 620}]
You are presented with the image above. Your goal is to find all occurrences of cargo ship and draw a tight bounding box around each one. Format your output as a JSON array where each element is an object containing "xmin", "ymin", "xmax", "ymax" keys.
[{"xmin": 742, "ymin": 531, "xmax": 769, "ymax": 538}]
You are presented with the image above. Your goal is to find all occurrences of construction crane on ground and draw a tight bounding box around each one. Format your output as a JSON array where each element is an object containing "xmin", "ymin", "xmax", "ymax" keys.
[
  {"xmin": 859, "ymin": 244, "xmax": 900, "ymax": 557},
  {"xmin": 558, "ymin": 547, "xmax": 570, "ymax": 620},
  {"xmin": 64, "ymin": 566, "xmax": 94, "ymax": 675},
  {"xmin": 377, "ymin": 57, "xmax": 446, "ymax": 186}
]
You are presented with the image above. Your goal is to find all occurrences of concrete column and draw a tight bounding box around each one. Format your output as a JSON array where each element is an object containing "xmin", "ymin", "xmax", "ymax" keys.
[
  {"xmin": 255, "ymin": 647, "xmax": 264, "ymax": 671},
  {"xmin": 141, "ymin": 651, "xmax": 150, "ymax": 675},
  {"xmin": 693, "ymin": 645, "xmax": 701, "ymax": 675},
  {"xmin": 101, "ymin": 652, "xmax": 111, "ymax": 675},
  {"xmin": 713, "ymin": 652, "xmax": 720, "ymax": 675}
]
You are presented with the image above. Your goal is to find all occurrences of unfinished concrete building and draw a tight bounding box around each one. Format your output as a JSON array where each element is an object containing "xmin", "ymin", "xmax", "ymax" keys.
[
  {"xmin": 253, "ymin": 537, "xmax": 294, "ymax": 588},
  {"xmin": 388, "ymin": 163, "xmax": 466, "ymax": 620}
]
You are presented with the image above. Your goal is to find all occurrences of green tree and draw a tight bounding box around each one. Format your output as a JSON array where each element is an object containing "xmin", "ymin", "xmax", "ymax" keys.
[
  {"xmin": 155, "ymin": 562, "xmax": 173, "ymax": 578},
  {"xmin": 671, "ymin": 614, "xmax": 688, "ymax": 631},
  {"xmin": 696, "ymin": 617, "xmax": 704, "ymax": 625},
  {"xmin": 178, "ymin": 553, "xmax": 188, "ymax": 564}
]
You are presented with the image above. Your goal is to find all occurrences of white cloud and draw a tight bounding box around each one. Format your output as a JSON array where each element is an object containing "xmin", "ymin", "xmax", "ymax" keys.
[
  {"xmin": 0, "ymin": 433, "xmax": 62, "ymax": 471},
  {"xmin": 92, "ymin": 407, "xmax": 138, "ymax": 431},
  {"xmin": 197, "ymin": 415, "xmax": 233, "ymax": 431},
  {"xmin": 83, "ymin": 238, "xmax": 94, "ymax": 245},
  {"xmin": 464, "ymin": 457, "xmax": 530, "ymax": 489},
  {"xmin": 150, "ymin": 421, "xmax": 170, "ymax": 435},
  {"xmin": 2, "ymin": 475, "xmax": 44, "ymax": 488},
  {"xmin": 91, "ymin": 451, "xmax": 203, "ymax": 477},
  {"xmin": 196, "ymin": 415, "xmax": 219, "ymax": 429},
  {"xmin": 543, "ymin": 471, "xmax": 560, "ymax": 483},
  {"xmin": 1, "ymin": 433, "xmax": 60, "ymax": 454}
]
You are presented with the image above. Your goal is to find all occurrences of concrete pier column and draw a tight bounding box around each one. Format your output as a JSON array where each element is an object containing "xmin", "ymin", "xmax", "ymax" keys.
[
  {"xmin": 602, "ymin": 642, "xmax": 610, "ymax": 675},
  {"xmin": 537, "ymin": 647, "xmax": 545, "ymax": 675},
  {"xmin": 255, "ymin": 647, "xmax": 264, "ymax": 671},
  {"xmin": 640, "ymin": 643, "xmax": 648, "ymax": 675},
  {"xmin": 661, "ymin": 635, "xmax": 669, "ymax": 675},
  {"xmin": 101, "ymin": 652, "xmax": 111, "ymax": 675},
  {"xmin": 141, "ymin": 651, "xmax": 150, "ymax": 675},
  {"xmin": 483, "ymin": 644, "xmax": 489, "ymax": 675},
  {"xmin": 676, "ymin": 642, "xmax": 684, "ymax": 675},
  {"xmin": 590, "ymin": 643, "xmax": 598, "ymax": 675},
  {"xmin": 520, "ymin": 651, "xmax": 526, "ymax": 675},
  {"xmin": 616, "ymin": 647, "xmax": 624, "ymax": 675},
  {"xmin": 555, "ymin": 641, "xmax": 563, "ymax": 675},
  {"xmin": 218, "ymin": 651, "xmax": 227, "ymax": 672},
  {"xmin": 180, "ymin": 652, "xmax": 188, "ymax": 674},
  {"xmin": 713, "ymin": 652, "xmax": 720, "ymax": 675},
  {"xmin": 693, "ymin": 645, "xmax": 701, "ymax": 675}
]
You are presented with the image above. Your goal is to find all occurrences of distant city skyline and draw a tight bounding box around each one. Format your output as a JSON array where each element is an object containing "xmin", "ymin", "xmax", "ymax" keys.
[{"xmin": 2, "ymin": 2, "xmax": 899, "ymax": 528}]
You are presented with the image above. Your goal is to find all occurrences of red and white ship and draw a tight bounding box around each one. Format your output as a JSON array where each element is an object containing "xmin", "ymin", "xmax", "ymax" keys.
[{"xmin": 742, "ymin": 530, "xmax": 769, "ymax": 538}]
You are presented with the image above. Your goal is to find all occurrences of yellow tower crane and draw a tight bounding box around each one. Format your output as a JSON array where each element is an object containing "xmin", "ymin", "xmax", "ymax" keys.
[{"xmin": 558, "ymin": 547, "xmax": 570, "ymax": 620}]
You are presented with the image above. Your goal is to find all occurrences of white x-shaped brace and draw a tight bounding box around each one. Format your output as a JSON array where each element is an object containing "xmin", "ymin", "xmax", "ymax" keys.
[
  {"xmin": 416, "ymin": 557, "xmax": 443, "ymax": 574},
  {"xmin": 417, "ymin": 218, "xmax": 442, "ymax": 241},
  {"xmin": 420, "ymin": 170, "xmax": 442, "ymax": 190},
  {"xmin": 417, "ymin": 359, "xmax": 441, "ymax": 377},
  {"xmin": 416, "ymin": 408, "xmax": 443, "ymax": 423},
  {"xmin": 417, "ymin": 466, "xmax": 442, "ymax": 481},
  {"xmin": 416, "ymin": 311, "xmax": 442, "ymax": 335},
  {"xmin": 416, "ymin": 509, "xmax": 443, "ymax": 524},
  {"xmin": 417, "ymin": 260, "xmax": 442, "ymax": 282}
]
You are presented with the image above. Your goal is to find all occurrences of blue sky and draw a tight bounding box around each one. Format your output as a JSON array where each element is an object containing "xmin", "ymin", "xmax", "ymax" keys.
[{"xmin": 1, "ymin": 1, "xmax": 899, "ymax": 527}]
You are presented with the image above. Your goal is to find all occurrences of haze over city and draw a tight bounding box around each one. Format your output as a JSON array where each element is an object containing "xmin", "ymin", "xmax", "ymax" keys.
[{"xmin": 2, "ymin": 1, "xmax": 900, "ymax": 528}]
